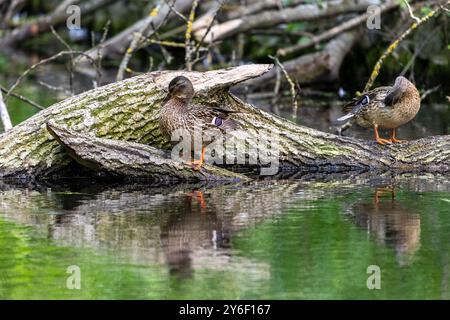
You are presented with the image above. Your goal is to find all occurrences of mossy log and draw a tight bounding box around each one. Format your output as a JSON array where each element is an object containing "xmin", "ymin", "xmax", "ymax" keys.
[
  {"xmin": 1, "ymin": 64, "xmax": 450, "ymax": 180},
  {"xmin": 46, "ymin": 121, "xmax": 248, "ymax": 183}
]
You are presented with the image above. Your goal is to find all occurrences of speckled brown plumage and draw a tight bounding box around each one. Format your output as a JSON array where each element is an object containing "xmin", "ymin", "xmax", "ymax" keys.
[
  {"xmin": 338, "ymin": 76, "xmax": 421, "ymax": 144},
  {"xmin": 159, "ymin": 76, "xmax": 236, "ymax": 169}
]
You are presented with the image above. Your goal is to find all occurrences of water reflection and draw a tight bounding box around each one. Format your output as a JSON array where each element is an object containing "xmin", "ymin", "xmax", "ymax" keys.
[
  {"xmin": 1, "ymin": 173, "xmax": 450, "ymax": 287},
  {"xmin": 346, "ymin": 187, "xmax": 421, "ymax": 266}
]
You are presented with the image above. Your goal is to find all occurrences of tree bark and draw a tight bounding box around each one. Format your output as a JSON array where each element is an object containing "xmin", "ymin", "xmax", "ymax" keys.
[
  {"xmin": 1, "ymin": 64, "xmax": 450, "ymax": 180},
  {"xmin": 46, "ymin": 121, "xmax": 248, "ymax": 182}
]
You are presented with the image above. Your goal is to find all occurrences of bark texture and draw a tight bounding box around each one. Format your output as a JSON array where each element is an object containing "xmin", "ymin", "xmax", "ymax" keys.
[
  {"xmin": 1, "ymin": 64, "xmax": 450, "ymax": 179},
  {"xmin": 46, "ymin": 121, "xmax": 248, "ymax": 182}
]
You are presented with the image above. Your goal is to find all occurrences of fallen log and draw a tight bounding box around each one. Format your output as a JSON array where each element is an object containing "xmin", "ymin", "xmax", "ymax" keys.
[
  {"xmin": 246, "ymin": 31, "xmax": 360, "ymax": 86},
  {"xmin": 46, "ymin": 121, "xmax": 248, "ymax": 182},
  {"xmin": 1, "ymin": 64, "xmax": 450, "ymax": 180},
  {"xmin": 195, "ymin": 0, "xmax": 383, "ymax": 43},
  {"xmin": 74, "ymin": 0, "xmax": 194, "ymax": 74},
  {"xmin": 0, "ymin": 0, "xmax": 119, "ymax": 47},
  {"xmin": 277, "ymin": 0, "xmax": 399, "ymax": 57}
]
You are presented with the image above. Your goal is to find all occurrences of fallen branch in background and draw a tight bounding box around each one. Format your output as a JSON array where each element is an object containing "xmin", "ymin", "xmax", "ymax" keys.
[
  {"xmin": 277, "ymin": 0, "xmax": 399, "ymax": 57},
  {"xmin": 0, "ymin": 90, "xmax": 12, "ymax": 132},
  {"xmin": 195, "ymin": 0, "xmax": 382, "ymax": 43},
  {"xmin": 0, "ymin": 0, "xmax": 119, "ymax": 47},
  {"xmin": 75, "ymin": 0, "xmax": 194, "ymax": 75},
  {"xmin": 247, "ymin": 30, "xmax": 360, "ymax": 88}
]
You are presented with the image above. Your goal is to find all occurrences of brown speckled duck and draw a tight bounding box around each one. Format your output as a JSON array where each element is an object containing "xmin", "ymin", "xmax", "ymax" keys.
[
  {"xmin": 338, "ymin": 76, "xmax": 421, "ymax": 145},
  {"xmin": 159, "ymin": 76, "xmax": 236, "ymax": 170}
]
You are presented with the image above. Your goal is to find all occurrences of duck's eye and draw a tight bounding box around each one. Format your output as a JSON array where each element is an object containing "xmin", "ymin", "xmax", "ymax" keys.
[{"xmin": 360, "ymin": 95, "xmax": 370, "ymax": 106}]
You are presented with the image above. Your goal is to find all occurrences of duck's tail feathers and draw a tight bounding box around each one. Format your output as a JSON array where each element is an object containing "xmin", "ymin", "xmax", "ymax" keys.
[{"xmin": 337, "ymin": 113, "xmax": 355, "ymax": 121}]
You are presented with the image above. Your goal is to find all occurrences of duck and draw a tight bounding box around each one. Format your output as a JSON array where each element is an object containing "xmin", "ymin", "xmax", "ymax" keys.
[
  {"xmin": 159, "ymin": 76, "xmax": 236, "ymax": 170},
  {"xmin": 337, "ymin": 76, "xmax": 421, "ymax": 145}
]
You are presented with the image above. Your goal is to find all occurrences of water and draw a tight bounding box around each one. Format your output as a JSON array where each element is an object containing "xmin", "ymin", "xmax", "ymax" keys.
[{"xmin": 0, "ymin": 173, "xmax": 449, "ymax": 299}]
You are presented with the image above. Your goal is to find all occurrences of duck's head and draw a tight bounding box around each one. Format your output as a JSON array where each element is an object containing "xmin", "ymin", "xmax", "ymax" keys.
[{"xmin": 166, "ymin": 76, "xmax": 194, "ymax": 102}]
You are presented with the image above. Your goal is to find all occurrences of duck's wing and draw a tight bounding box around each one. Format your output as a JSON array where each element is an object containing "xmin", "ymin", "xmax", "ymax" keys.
[
  {"xmin": 343, "ymin": 87, "xmax": 390, "ymax": 113},
  {"xmin": 189, "ymin": 103, "xmax": 237, "ymax": 130},
  {"xmin": 338, "ymin": 87, "xmax": 390, "ymax": 121}
]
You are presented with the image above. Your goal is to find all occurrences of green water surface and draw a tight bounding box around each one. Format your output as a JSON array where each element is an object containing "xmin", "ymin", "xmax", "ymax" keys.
[{"xmin": 0, "ymin": 174, "xmax": 449, "ymax": 299}]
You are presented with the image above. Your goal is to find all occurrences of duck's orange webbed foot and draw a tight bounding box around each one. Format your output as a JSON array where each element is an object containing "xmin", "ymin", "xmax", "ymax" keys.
[
  {"xmin": 191, "ymin": 147, "xmax": 206, "ymax": 171},
  {"xmin": 389, "ymin": 129, "xmax": 406, "ymax": 143},
  {"xmin": 373, "ymin": 124, "xmax": 392, "ymax": 145},
  {"xmin": 390, "ymin": 138, "xmax": 407, "ymax": 143},
  {"xmin": 191, "ymin": 159, "xmax": 203, "ymax": 171},
  {"xmin": 376, "ymin": 138, "xmax": 392, "ymax": 145}
]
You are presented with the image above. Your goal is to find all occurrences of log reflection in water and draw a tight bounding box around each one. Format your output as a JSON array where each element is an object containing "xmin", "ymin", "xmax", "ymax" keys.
[
  {"xmin": 1, "ymin": 173, "xmax": 450, "ymax": 273},
  {"xmin": 0, "ymin": 181, "xmax": 306, "ymax": 278}
]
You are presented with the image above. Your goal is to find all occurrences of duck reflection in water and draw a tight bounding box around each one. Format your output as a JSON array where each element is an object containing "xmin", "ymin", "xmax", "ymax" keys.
[
  {"xmin": 349, "ymin": 187, "xmax": 421, "ymax": 266},
  {"xmin": 160, "ymin": 189, "xmax": 231, "ymax": 278}
]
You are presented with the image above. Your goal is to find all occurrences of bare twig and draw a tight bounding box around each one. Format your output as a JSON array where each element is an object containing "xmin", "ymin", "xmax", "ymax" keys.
[
  {"xmin": 163, "ymin": 0, "xmax": 188, "ymax": 21},
  {"xmin": 51, "ymin": 26, "xmax": 75, "ymax": 95},
  {"xmin": 6, "ymin": 51, "xmax": 99, "ymax": 98},
  {"xmin": 116, "ymin": 4, "xmax": 171, "ymax": 81},
  {"xmin": 193, "ymin": 0, "xmax": 223, "ymax": 57},
  {"xmin": 38, "ymin": 80, "xmax": 73, "ymax": 96},
  {"xmin": 0, "ymin": 90, "xmax": 12, "ymax": 132},
  {"xmin": 94, "ymin": 20, "xmax": 111, "ymax": 87},
  {"xmin": 402, "ymin": 0, "xmax": 421, "ymax": 23},
  {"xmin": 185, "ymin": 0, "xmax": 199, "ymax": 71},
  {"xmin": 0, "ymin": 85, "xmax": 44, "ymax": 110},
  {"xmin": 269, "ymin": 55, "xmax": 300, "ymax": 120},
  {"xmin": 420, "ymin": 85, "xmax": 441, "ymax": 101}
]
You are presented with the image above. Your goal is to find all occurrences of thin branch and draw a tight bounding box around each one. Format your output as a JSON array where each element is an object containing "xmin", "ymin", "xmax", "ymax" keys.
[
  {"xmin": 0, "ymin": 85, "xmax": 44, "ymax": 110},
  {"xmin": 163, "ymin": 0, "xmax": 188, "ymax": 22},
  {"xmin": 420, "ymin": 85, "xmax": 441, "ymax": 101},
  {"xmin": 0, "ymin": 90, "xmax": 12, "ymax": 132},
  {"xmin": 402, "ymin": 0, "xmax": 421, "ymax": 23},
  {"xmin": 185, "ymin": 0, "xmax": 199, "ymax": 71},
  {"xmin": 94, "ymin": 20, "xmax": 111, "ymax": 87},
  {"xmin": 6, "ymin": 51, "xmax": 99, "ymax": 99},
  {"xmin": 116, "ymin": 4, "xmax": 171, "ymax": 81},
  {"xmin": 51, "ymin": 26, "xmax": 75, "ymax": 95},
  {"xmin": 38, "ymin": 80, "xmax": 72, "ymax": 96},
  {"xmin": 193, "ymin": 0, "xmax": 224, "ymax": 57},
  {"xmin": 269, "ymin": 55, "xmax": 300, "ymax": 120}
]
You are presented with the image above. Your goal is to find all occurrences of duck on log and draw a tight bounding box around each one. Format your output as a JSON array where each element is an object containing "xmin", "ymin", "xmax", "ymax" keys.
[{"xmin": 0, "ymin": 64, "xmax": 449, "ymax": 181}]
